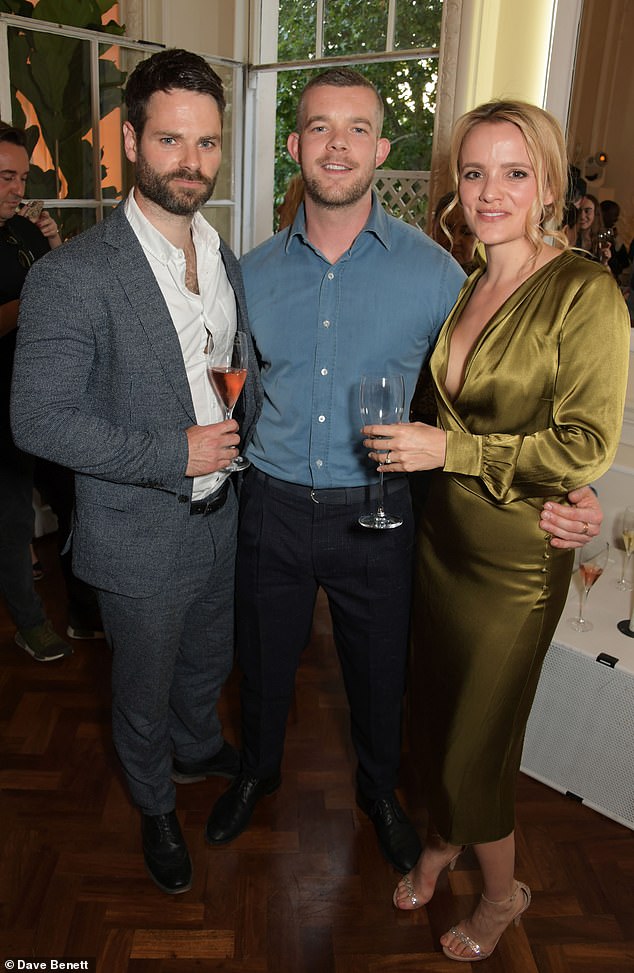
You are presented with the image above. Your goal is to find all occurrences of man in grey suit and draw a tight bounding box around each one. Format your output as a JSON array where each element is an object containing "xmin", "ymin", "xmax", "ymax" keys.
[{"xmin": 11, "ymin": 49, "xmax": 262, "ymax": 895}]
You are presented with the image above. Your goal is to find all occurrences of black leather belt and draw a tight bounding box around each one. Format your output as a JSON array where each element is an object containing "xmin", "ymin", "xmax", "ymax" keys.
[
  {"xmin": 250, "ymin": 468, "xmax": 408, "ymax": 505},
  {"xmin": 190, "ymin": 479, "xmax": 229, "ymax": 516}
]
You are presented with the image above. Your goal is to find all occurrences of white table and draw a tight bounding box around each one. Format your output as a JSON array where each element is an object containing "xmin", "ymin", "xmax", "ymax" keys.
[{"xmin": 521, "ymin": 555, "xmax": 634, "ymax": 829}]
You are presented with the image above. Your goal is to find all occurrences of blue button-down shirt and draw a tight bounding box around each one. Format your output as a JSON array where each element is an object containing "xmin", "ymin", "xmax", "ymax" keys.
[{"xmin": 241, "ymin": 194, "xmax": 465, "ymax": 488}]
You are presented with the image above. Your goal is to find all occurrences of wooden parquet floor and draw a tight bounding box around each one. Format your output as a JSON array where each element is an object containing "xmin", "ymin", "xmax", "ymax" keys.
[{"xmin": 1, "ymin": 534, "xmax": 633, "ymax": 972}]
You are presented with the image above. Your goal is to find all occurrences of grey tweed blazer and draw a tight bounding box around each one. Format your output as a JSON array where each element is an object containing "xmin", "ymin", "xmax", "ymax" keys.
[{"xmin": 11, "ymin": 202, "xmax": 262, "ymax": 596}]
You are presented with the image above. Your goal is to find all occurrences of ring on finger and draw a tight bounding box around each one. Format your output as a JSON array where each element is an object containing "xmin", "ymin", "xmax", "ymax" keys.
[
  {"xmin": 385, "ymin": 450, "xmax": 391, "ymax": 465},
  {"xmin": 581, "ymin": 521, "xmax": 590, "ymax": 535}
]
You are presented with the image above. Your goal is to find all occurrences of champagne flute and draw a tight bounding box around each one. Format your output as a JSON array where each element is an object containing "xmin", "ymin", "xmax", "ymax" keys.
[
  {"xmin": 567, "ymin": 540, "xmax": 609, "ymax": 632},
  {"xmin": 616, "ymin": 506, "xmax": 634, "ymax": 590},
  {"xmin": 358, "ymin": 374, "xmax": 405, "ymax": 530},
  {"xmin": 206, "ymin": 331, "xmax": 250, "ymax": 473}
]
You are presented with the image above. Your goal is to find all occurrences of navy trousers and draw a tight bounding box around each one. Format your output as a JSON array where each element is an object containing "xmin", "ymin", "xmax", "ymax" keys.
[
  {"xmin": 97, "ymin": 487, "xmax": 238, "ymax": 816},
  {"xmin": 236, "ymin": 469, "xmax": 414, "ymax": 800}
]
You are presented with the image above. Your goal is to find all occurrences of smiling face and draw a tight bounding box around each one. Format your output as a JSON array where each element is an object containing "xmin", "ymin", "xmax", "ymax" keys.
[
  {"xmin": 123, "ymin": 88, "xmax": 222, "ymax": 218},
  {"xmin": 578, "ymin": 197, "xmax": 595, "ymax": 232},
  {"xmin": 0, "ymin": 141, "xmax": 29, "ymax": 226},
  {"xmin": 287, "ymin": 84, "xmax": 390, "ymax": 210},
  {"xmin": 458, "ymin": 120, "xmax": 550, "ymax": 253}
]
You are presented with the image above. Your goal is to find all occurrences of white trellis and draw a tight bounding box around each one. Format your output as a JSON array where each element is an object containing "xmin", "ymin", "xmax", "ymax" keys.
[{"xmin": 373, "ymin": 170, "xmax": 430, "ymax": 228}]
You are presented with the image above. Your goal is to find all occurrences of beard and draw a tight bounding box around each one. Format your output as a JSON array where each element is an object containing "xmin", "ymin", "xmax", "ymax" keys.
[
  {"xmin": 135, "ymin": 151, "xmax": 216, "ymax": 216},
  {"xmin": 301, "ymin": 155, "xmax": 375, "ymax": 210}
]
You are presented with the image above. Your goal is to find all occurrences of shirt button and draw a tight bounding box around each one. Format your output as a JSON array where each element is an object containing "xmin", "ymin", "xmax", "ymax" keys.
[
  {"xmin": 321, "ymin": 368, "xmax": 328, "ymax": 376},
  {"xmin": 327, "ymin": 272, "xmax": 334, "ymax": 280},
  {"xmin": 318, "ymin": 415, "xmax": 326, "ymax": 423},
  {"xmin": 316, "ymin": 459, "xmax": 323, "ymax": 468},
  {"xmin": 323, "ymin": 319, "xmax": 330, "ymax": 328}
]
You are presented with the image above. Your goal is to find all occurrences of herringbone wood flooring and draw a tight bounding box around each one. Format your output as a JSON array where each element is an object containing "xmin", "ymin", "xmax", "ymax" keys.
[{"xmin": 1, "ymin": 534, "xmax": 633, "ymax": 972}]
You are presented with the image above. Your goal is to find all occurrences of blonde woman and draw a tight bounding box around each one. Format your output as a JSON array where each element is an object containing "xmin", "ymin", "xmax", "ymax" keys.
[{"xmin": 363, "ymin": 100, "xmax": 629, "ymax": 961}]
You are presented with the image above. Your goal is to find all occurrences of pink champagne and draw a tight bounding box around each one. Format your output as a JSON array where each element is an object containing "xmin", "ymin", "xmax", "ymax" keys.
[
  {"xmin": 580, "ymin": 563, "xmax": 603, "ymax": 590},
  {"xmin": 209, "ymin": 367, "xmax": 246, "ymax": 411}
]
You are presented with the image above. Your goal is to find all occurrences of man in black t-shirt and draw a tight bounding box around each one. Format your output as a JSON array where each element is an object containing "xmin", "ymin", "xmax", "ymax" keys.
[{"xmin": 0, "ymin": 121, "xmax": 70, "ymax": 661}]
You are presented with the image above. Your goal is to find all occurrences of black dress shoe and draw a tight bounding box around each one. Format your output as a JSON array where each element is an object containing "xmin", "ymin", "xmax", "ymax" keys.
[
  {"xmin": 172, "ymin": 740, "xmax": 241, "ymax": 783},
  {"xmin": 205, "ymin": 772, "xmax": 281, "ymax": 845},
  {"xmin": 142, "ymin": 810, "xmax": 192, "ymax": 894},
  {"xmin": 356, "ymin": 791, "xmax": 422, "ymax": 874}
]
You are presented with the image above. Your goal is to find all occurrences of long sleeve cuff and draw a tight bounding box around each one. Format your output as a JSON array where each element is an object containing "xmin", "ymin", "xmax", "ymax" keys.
[{"xmin": 444, "ymin": 429, "xmax": 482, "ymax": 475}]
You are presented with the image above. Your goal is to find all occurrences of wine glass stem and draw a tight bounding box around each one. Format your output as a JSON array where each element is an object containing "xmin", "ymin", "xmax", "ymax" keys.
[
  {"xmin": 578, "ymin": 588, "xmax": 589, "ymax": 624},
  {"xmin": 376, "ymin": 469, "xmax": 386, "ymax": 516},
  {"xmin": 619, "ymin": 552, "xmax": 632, "ymax": 584}
]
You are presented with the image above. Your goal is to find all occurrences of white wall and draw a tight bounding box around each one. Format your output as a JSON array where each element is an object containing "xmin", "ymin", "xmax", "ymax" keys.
[{"xmin": 122, "ymin": 0, "xmax": 248, "ymax": 60}]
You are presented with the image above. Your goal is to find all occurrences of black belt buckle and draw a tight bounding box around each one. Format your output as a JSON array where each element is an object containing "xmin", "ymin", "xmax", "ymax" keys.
[{"xmin": 190, "ymin": 480, "xmax": 229, "ymax": 516}]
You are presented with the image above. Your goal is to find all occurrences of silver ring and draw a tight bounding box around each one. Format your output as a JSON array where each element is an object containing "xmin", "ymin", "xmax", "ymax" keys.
[
  {"xmin": 385, "ymin": 450, "xmax": 391, "ymax": 465},
  {"xmin": 581, "ymin": 521, "xmax": 589, "ymax": 535}
]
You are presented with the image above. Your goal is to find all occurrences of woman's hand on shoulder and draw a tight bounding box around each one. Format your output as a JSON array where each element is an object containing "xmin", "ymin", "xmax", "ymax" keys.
[{"xmin": 362, "ymin": 421, "xmax": 447, "ymax": 472}]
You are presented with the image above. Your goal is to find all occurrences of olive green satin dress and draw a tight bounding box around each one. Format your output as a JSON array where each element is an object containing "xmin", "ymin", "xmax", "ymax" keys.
[{"xmin": 412, "ymin": 250, "xmax": 629, "ymax": 845}]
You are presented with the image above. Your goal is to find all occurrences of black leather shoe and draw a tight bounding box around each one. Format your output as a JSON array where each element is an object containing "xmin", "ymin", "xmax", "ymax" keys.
[
  {"xmin": 205, "ymin": 772, "xmax": 281, "ymax": 845},
  {"xmin": 356, "ymin": 791, "xmax": 422, "ymax": 874},
  {"xmin": 142, "ymin": 810, "xmax": 192, "ymax": 894},
  {"xmin": 172, "ymin": 740, "xmax": 241, "ymax": 783}
]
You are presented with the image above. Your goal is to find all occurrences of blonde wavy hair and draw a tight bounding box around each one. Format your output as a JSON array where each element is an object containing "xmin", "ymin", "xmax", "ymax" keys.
[{"xmin": 443, "ymin": 99, "xmax": 569, "ymax": 254}]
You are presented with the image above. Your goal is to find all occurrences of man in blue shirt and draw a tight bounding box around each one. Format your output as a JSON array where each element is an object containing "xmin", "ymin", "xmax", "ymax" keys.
[
  {"xmin": 205, "ymin": 68, "xmax": 463, "ymax": 873},
  {"xmin": 206, "ymin": 68, "xmax": 604, "ymax": 872}
]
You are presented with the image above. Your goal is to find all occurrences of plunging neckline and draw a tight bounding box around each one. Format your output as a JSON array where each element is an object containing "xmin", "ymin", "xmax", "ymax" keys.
[{"xmin": 441, "ymin": 249, "xmax": 573, "ymax": 404}]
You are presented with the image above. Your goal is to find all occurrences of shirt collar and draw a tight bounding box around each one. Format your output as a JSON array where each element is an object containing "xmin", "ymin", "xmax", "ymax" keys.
[
  {"xmin": 285, "ymin": 190, "xmax": 392, "ymax": 254},
  {"xmin": 124, "ymin": 189, "xmax": 220, "ymax": 264}
]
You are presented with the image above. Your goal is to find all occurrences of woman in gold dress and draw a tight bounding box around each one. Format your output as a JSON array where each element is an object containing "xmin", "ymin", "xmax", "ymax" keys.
[{"xmin": 363, "ymin": 101, "xmax": 629, "ymax": 962}]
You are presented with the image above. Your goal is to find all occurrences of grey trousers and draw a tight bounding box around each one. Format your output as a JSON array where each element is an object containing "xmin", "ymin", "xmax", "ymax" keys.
[{"xmin": 97, "ymin": 487, "xmax": 237, "ymax": 815}]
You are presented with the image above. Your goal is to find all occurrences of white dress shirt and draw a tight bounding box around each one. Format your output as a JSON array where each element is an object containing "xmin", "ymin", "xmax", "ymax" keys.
[{"xmin": 125, "ymin": 191, "xmax": 237, "ymax": 499}]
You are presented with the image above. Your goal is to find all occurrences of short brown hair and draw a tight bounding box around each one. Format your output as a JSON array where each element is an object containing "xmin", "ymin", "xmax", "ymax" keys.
[
  {"xmin": 296, "ymin": 67, "xmax": 384, "ymax": 134},
  {"xmin": 125, "ymin": 48, "xmax": 225, "ymax": 138}
]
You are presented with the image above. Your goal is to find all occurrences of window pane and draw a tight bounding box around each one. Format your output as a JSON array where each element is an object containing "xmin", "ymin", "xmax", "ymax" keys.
[
  {"xmin": 365, "ymin": 58, "xmax": 438, "ymax": 170},
  {"xmin": 214, "ymin": 65, "xmax": 235, "ymax": 203},
  {"xmin": 50, "ymin": 207, "xmax": 98, "ymax": 243},
  {"xmin": 201, "ymin": 207, "xmax": 233, "ymax": 242},
  {"xmin": 8, "ymin": 28, "xmax": 95, "ymax": 201},
  {"xmin": 274, "ymin": 68, "xmax": 319, "ymax": 213},
  {"xmin": 394, "ymin": 0, "xmax": 444, "ymax": 50},
  {"xmin": 323, "ymin": 0, "xmax": 388, "ymax": 57},
  {"xmin": 99, "ymin": 42, "xmax": 128, "ymax": 201},
  {"xmin": 278, "ymin": 0, "xmax": 317, "ymax": 61}
]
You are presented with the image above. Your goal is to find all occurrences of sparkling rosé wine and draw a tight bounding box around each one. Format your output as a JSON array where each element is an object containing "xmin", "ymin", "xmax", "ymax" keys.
[
  {"xmin": 209, "ymin": 366, "xmax": 246, "ymax": 411},
  {"xmin": 580, "ymin": 563, "xmax": 603, "ymax": 590}
]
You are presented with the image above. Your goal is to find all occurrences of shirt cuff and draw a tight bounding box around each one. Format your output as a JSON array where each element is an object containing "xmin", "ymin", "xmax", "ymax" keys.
[{"xmin": 444, "ymin": 429, "xmax": 482, "ymax": 475}]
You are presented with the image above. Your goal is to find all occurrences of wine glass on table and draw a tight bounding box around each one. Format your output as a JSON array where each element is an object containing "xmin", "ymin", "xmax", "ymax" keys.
[
  {"xmin": 358, "ymin": 373, "xmax": 405, "ymax": 530},
  {"xmin": 616, "ymin": 506, "xmax": 634, "ymax": 590},
  {"xmin": 567, "ymin": 539, "xmax": 610, "ymax": 632},
  {"xmin": 206, "ymin": 331, "xmax": 250, "ymax": 472}
]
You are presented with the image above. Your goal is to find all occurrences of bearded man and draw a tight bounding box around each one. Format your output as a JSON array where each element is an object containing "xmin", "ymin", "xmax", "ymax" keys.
[{"xmin": 11, "ymin": 48, "xmax": 262, "ymax": 895}]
